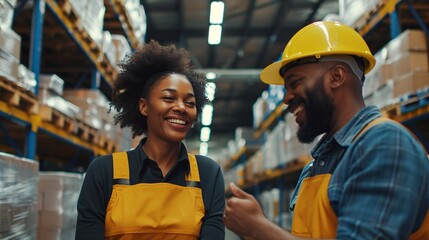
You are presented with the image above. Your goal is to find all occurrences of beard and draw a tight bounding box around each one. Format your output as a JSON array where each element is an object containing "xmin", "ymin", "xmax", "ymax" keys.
[{"xmin": 296, "ymin": 79, "xmax": 335, "ymax": 143}]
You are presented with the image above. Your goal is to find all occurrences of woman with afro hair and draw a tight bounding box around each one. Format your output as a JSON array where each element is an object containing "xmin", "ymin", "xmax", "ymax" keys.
[{"xmin": 76, "ymin": 40, "xmax": 225, "ymax": 240}]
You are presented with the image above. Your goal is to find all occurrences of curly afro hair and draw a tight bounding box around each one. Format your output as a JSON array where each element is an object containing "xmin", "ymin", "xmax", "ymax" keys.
[{"xmin": 111, "ymin": 40, "xmax": 209, "ymax": 137}]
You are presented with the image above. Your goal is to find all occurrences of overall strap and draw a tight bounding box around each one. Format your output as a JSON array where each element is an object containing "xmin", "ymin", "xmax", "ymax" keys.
[
  {"xmin": 354, "ymin": 117, "xmax": 427, "ymax": 155},
  {"xmin": 324, "ymin": 117, "xmax": 397, "ymax": 176},
  {"xmin": 112, "ymin": 152, "xmax": 130, "ymax": 185},
  {"xmin": 185, "ymin": 153, "xmax": 201, "ymax": 187},
  {"xmin": 353, "ymin": 117, "xmax": 395, "ymax": 141}
]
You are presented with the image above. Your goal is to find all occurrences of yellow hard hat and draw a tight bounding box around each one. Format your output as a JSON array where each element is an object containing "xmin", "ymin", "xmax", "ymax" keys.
[{"xmin": 260, "ymin": 21, "xmax": 376, "ymax": 85}]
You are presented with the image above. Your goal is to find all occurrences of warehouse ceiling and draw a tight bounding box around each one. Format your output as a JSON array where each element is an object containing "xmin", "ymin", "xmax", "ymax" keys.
[{"xmin": 13, "ymin": 0, "xmax": 429, "ymax": 157}]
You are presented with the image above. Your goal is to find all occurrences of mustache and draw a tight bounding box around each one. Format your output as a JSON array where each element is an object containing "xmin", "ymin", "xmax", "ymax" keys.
[{"xmin": 287, "ymin": 99, "xmax": 302, "ymax": 114}]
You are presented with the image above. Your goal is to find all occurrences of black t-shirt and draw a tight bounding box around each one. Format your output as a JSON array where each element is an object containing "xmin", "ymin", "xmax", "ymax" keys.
[{"xmin": 76, "ymin": 138, "xmax": 225, "ymax": 240}]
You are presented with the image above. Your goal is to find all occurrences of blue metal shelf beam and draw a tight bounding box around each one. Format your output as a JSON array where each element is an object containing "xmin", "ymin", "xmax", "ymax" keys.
[
  {"xmin": 405, "ymin": 0, "xmax": 429, "ymax": 36},
  {"xmin": 26, "ymin": 0, "xmax": 46, "ymax": 159},
  {"xmin": 38, "ymin": 128, "xmax": 94, "ymax": 153}
]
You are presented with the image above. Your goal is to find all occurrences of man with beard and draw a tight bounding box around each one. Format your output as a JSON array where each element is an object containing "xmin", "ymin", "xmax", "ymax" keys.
[{"xmin": 223, "ymin": 21, "xmax": 429, "ymax": 239}]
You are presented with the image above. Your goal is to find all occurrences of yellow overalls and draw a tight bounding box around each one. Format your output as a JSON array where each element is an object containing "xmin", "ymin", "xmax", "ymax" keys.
[
  {"xmin": 291, "ymin": 117, "xmax": 429, "ymax": 239},
  {"xmin": 105, "ymin": 152, "xmax": 205, "ymax": 240}
]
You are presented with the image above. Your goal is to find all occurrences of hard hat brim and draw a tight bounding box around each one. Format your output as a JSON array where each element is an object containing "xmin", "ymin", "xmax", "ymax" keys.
[{"xmin": 260, "ymin": 60, "xmax": 285, "ymax": 85}]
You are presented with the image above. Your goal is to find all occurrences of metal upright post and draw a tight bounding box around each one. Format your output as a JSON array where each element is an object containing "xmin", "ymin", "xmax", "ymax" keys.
[
  {"xmin": 27, "ymin": 0, "xmax": 46, "ymax": 159},
  {"xmin": 405, "ymin": 0, "xmax": 429, "ymax": 37},
  {"xmin": 390, "ymin": 6, "xmax": 401, "ymax": 39},
  {"xmin": 29, "ymin": 0, "xmax": 45, "ymax": 95},
  {"xmin": 91, "ymin": 67, "xmax": 101, "ymax": 89}
]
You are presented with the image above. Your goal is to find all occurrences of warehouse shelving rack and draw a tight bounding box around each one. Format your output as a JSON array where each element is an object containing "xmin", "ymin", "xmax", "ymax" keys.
[
  {"xmin": 223, "ymin": 0, "xmax": 429, "ymax": 227},
  {"xmin": 0, "ymin": 0, "xmax": 143, "ymax": 171}
]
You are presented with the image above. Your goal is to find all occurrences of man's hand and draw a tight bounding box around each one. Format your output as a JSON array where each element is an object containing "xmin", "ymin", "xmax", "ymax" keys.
[{"xmin": 224, "ymin": 183, "xmax": 266, "ymax": 239}]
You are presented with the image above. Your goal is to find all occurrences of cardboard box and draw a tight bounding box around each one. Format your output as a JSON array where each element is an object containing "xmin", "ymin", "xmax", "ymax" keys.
[
  {"xmin": 39, "ymin": 74, "xmax": 65, "ymax": 95},
  {"xmin": 0, "ymin": 1, "xmax": 14, "ymax": 28},
  {"xmin": 0, "ymin": 27, "xmax": 21, "ymax": 61},
  {"xmin": 38, "ymin": 211, "xmax": 64, "ymax": 230},
  {"xmin": 372, "ymin": 76, "xmax": 417, "ymax": 109},
  {"xmin": 112, "ymin": 34, "xmax": 132, "ymax": 64},
  {"xmin": 0, "ymin": 52, "xmax": 19, "ymax": 82},
  {"xmin": 393, "ymin": 76, "xmax": 416, "ymax": 97},
  {"xmin": 413, "ymin": 71, "xmax": 429, "ymax": 91},
  {"xmin": 37, "ymin": 229, "xmax": 61, "ymax": 240},
  {"xmin": 38, "ymin": 191, "xmax": 63, "ymax": 212},
  {"xmin": 399, "ymin": 71, "xmax": 429, "ymax": 92},
  {"xmin": 391, "ymin": 52, "xmax": 428, "ymax": 78},
  {"xmin": 387, "ymin": 29, "xmax": 427, "ymax": 55}
]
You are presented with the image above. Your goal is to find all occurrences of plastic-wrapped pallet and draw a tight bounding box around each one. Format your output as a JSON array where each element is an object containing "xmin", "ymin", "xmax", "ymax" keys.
[
  {"xmin": 17, "ymin": 64, "xmax": 37, "ymax": 94},
  {"xmin": 124, "ymin": 0, "xmax": 147, "ymax": 40},
  {"xmin": 101, "ymin": 31, "xmax": 116, "ymax": 66},
  {"xmin": 0, "ymin": 152, "xmax": 39, "ymax": 239},
  {"xmin": 0, "ymin": 0, "xmax": 17, "ymax": 28},
  {"xmin": 68, "ymin": 0, "xmax": 87, "ymax": 18},
  {"xmin": 0, "ymin": 26, "xmax": 21, "ymax": 61},
  {"xmin": 39, "ymin": 74, "xmax": 64, "ymax": 96},
  {"xmin": 0, "ymin": 50, "xmax": 19, "ymax": 82},
  {"xmin": 38, "ymin": 171, "xmax": 83, "ymax": 240},
  {"xmin": 63, "ymin": 89, "xmax": 109, "ymax": 130},
  {"xmin": 111, "ymin": 34, "xmax": 132, "ymax": 65},
  {"xmin": 80, "ymin": 0, "xmax": 105, "ymax": 46},
  {"xmin": 339, "ymin": 0, "xmax": 379, "ymax": 28}
]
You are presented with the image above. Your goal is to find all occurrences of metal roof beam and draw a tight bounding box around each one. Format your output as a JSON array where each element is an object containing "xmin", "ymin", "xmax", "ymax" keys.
[
  {"xmin": 228, "ymin": 0, "xmax": 256, "ymax": 69},
  {"xmin": 254, "ymin": 0, "xmax": 290, "ymax": 68}
]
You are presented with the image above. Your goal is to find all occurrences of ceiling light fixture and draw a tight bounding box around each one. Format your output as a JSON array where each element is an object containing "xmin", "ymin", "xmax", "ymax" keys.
[
  {"xmin": 206, "ymin": 72, "xmax": 216, "ymax": 80},
  {"xmin": 199, "ymin": 142, "xmax": 208, "ymax": 156},
  {"xmin": 200, "ymin": 127, "xmax": 211, "ymax": 142},
  {"xmin": 206, "ymin": 82, "xmax": 216, "ymax": 101},
  {"xmin": 208, "ymin": 25, "xmax": 222, "ymax": 45},
  {"xmin": 209, "ymin": 1, "xmax": 225, "ymax": 24},
  {"xmin": 202, "ymin": 105, "xmax": 214, "ymax": 126}
]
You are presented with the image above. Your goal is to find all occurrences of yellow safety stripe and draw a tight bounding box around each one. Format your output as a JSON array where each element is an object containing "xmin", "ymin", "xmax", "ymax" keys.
[
  {"xmin": 112, "ymin": 152, "xmax": 130, "ymax": 180},
  {"xmin": 186, "ymin": 153, "xmax": 200, "ymax": 182}
]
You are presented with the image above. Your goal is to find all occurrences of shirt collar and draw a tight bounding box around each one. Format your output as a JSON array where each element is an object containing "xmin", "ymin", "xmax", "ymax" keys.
[
  {"xmin": 132, "ymin": 137, "xmax": 190, "ymax": 165},
  {"xmin": 311, "ymin": 106, "xmax": 381, "ymax": 157}
]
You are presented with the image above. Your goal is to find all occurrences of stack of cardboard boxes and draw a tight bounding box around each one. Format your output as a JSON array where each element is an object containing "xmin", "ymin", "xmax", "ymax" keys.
[
  {"xmin": 0, "ymin": 0, "xmax": 36, "ymax": 93},
  {"xmin": 38, "ymin": 172, "xmax": 83, "ymax": 240},
  {"xmin": 364, "ymin": 29, "xmax": 429, "ymax": 108}
]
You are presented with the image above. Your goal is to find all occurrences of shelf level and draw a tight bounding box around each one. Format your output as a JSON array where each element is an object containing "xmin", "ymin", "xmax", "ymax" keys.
[{"xmin": 45, "ymin": 0, "xmax": 117, "ymax": 86}]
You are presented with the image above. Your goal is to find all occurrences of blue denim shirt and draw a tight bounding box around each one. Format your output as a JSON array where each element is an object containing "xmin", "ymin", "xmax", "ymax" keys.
[{"xmin": 289, "ymin": 106, "xmax": 429, "ymax": 239}]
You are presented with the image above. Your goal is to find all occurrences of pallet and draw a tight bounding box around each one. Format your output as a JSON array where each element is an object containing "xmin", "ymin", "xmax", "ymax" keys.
[
  {"xmin": 45, "ymin": 0, "xmax": 117, "ymax": 85},
  {"xmin": 54, "ymin": 0, "xmax": 104, "ymax": 57},
  {"xmin": 75, "ymin": 120, "xmax": 99, "ymax": 144},
  {"xmin": 40, "ymin": 105, "xmax": 76, "ymax": 133},
  {"xmin": 0, "ymin": 76, "xmax": 39, "ymax": 114},
  {"xmin": 400, "ymin": 89, "xmax": 429, "ymax": 114},
  {"xmin": 97, "ymin": 134, "xmax": 117, "ymax": 152},
  {"xmin": 380, "ymin": 102, "xmax": 401, "ymax": 118},
  {"xmin": 56, "ymin": 0, "xmax": 81, "ymax": 30}
]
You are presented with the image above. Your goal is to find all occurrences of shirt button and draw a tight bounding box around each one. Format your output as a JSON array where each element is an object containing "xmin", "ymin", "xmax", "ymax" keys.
[{"xmin": 319, "ymin": 161, "xmax": 325, "ymax": 167}]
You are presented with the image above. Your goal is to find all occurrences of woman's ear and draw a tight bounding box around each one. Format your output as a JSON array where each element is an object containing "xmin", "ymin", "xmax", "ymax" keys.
[
  {"xmin": 330, "ymin": 64, "xmax": 347, "ymax": 89},
  {"xmin": 139, "ymin": 98, "xmax": 148, "ymax": 116}
]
